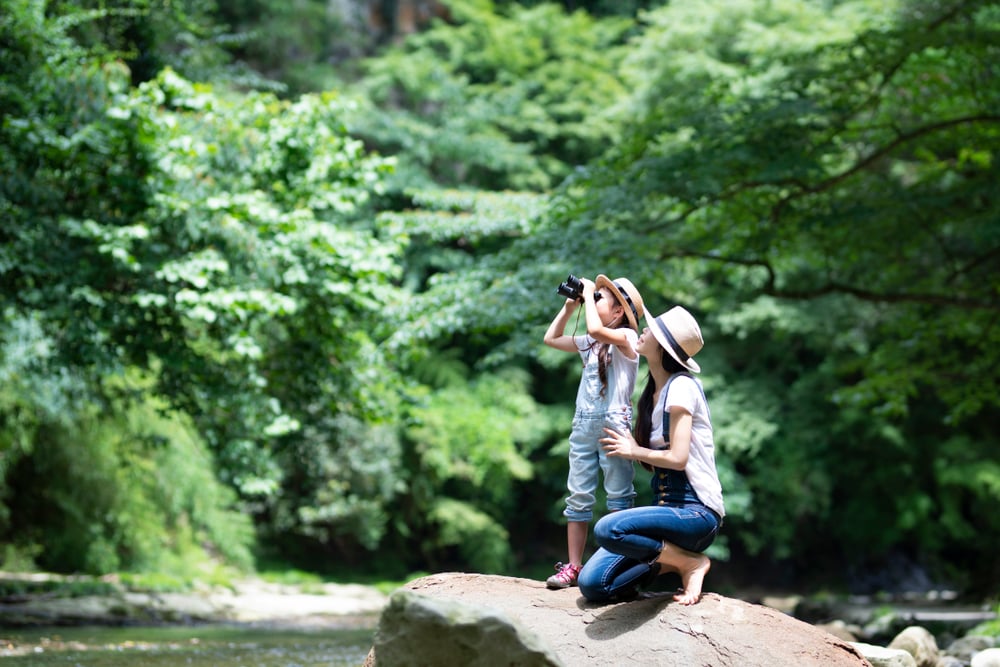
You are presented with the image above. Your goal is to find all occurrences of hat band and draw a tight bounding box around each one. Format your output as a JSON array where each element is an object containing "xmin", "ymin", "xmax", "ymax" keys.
[
  {"xmin": 654, "ymin": 316, "xmax": 690, "ymax": 361},
  {"xmin": 613, "ymin": 281, "xmax": 639, "ymax": 324}
]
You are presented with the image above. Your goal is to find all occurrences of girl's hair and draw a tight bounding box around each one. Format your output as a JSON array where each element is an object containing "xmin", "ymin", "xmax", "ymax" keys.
[
  {"xmin": 586, "ymin": 293, "xmax": 629, "ymax": 398},
  {"xmin": 634, "ymin": 346, "xmax": 689, "ymax": 448}
]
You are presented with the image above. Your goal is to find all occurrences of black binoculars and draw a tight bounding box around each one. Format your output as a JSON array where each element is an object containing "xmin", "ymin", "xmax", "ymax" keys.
[{"xmin": 557, "ymin": 275, "xmax": 584, "ymax": 300}]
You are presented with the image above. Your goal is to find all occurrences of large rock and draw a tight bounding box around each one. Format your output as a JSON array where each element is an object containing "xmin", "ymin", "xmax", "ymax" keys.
[
  {"xmin": 372, "ymin": 589, "xmax": 563, "ymax": 666},
  {"xmin": 366, "ymin": 573, "xmax": 872, "ymax": 666}
]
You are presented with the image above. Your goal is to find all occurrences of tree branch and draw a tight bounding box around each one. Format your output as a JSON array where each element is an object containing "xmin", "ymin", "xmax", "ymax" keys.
[
  {"xmin": 802, "ymin": 115, "xmax": 1000, "ymax": 195},
  {"xmin": 672, "ymin": 250, "xmax": 1000, "ymax": 311}
]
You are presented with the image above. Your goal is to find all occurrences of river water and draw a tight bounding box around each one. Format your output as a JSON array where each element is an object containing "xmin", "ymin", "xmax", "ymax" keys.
[{"xmin": 0, "ymin": 624, "xmax": 375, "ymax": 666}]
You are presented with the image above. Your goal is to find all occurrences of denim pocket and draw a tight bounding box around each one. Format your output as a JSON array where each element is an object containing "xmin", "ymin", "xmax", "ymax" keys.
[{"xmin": 605, "ymin": 409, "xmax": 632, "ymax": 435}]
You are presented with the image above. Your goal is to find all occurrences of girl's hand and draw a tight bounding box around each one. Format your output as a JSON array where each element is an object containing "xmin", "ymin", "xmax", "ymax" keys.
[
  {"xmin": 601, "ymin": 427, "xmax": 637, "ymax": 460},
  {"xmin": 580, "ymin": 277, "xmax": 596, "ymax": 299}
]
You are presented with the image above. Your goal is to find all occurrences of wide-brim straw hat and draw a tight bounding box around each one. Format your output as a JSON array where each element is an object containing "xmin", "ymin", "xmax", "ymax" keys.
[
  {"xmin": 595, "ymin": 275, "xmax": 645, "ymax": 333},
  {"xmin": 648, "ymin": 305, "xmax": 704, "ymax": 373}
]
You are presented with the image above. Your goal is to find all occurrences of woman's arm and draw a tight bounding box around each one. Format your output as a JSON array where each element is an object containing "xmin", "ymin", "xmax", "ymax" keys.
[{"xmin": 600, "ymin": 406, "xmax": 692, "ymax": 470}]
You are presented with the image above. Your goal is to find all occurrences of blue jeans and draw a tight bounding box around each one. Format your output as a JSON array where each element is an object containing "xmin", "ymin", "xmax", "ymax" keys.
[
  {"xmin": 578, "ymin": 503, "xmax": 720, "ymax": 602},
  {"xmin": 563, "ymin": 410, "xmax": 635, "ymax": 522}
]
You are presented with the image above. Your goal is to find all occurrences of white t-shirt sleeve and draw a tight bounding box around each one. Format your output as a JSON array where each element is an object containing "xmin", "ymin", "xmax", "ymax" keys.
[{"xmin": 665, "ymin": 375, "xmax": 700, "ymax": 415}]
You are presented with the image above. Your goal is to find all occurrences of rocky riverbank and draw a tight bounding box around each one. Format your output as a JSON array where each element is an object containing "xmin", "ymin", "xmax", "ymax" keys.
[
  {"xmin": 0, "ymin": 571, "xmax": 387, "ymax": 630},
  {"xmin": 2, "ymin": 570, "xmax": 997, "ymax": 666}
]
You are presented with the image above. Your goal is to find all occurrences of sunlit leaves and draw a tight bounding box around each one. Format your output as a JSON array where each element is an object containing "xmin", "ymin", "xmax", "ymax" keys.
[
  {"xmin": 402, "ymin": 368, "xmax": 546, "ymax": 571},
  {"xmin": 349, "ymin": 1, "xmax": 632, "ymax": 191},
  {"xmin": 2, "ymin": 0, "xmax": 409, "ymax": 570},
  {"xmin": 407, "ymin": 370, "xmax": 538, "ymax": 496},
  {"xmin": 427, "ymin": 498, "xmax": 511, "ymax": 573},
  {"xmin": 119, "ymin": 73, "xmax": 412, "ymax": 542}
]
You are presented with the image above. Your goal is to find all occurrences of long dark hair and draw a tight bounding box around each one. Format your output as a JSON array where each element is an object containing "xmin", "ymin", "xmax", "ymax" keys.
[
  {"xmin": 586, "ymin": 296, "xmax": 630, "ymax": 398},
  {"xmin": 634, "ymin": 348, "xmax": 689, "ymax": 448}
]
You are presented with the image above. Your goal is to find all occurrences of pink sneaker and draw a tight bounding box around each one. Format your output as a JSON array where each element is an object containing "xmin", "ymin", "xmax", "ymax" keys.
[{"xmin": 546, "ymin": 562, "xmax": 581, "ymax": 589}]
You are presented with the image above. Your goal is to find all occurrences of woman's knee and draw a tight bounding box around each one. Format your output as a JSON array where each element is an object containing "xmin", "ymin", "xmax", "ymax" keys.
[
  {"xmin": 577, "ymin": 570, "xmax": 610, "ymax": 602},
  {"xmin": 592, "ymin": 513, "xmax": 617, "ymax": 546},
  {"xmin": 578, "ymin": 549, "xmax": 618, "ymax": 602}
]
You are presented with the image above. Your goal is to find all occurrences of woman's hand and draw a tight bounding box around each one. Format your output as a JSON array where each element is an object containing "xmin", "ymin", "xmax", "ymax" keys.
[{"xmin": 601, "ymin": 427, "xmax": 639, "ymax": 460}]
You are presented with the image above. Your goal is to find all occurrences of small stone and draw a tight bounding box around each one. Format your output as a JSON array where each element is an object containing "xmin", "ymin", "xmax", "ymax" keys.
[
  {"xmin": 888, "ymin": 626, "xmax": 939, "ymax": 667},
  {"xmin": 947, "ymin": 635, "xmax": 996, "ymax": 662},
  {"xmin": 972, "ymin": 648, "xmax": 1000, "ymax": 667}
]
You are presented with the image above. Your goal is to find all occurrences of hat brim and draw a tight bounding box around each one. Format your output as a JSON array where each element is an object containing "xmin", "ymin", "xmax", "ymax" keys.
[
  {"xmin": 649, "ymin": 316, "xmax": 702, "ymax": 373},
  {"xmin": 595, "ymin": 274, "xmax": 639, "ymax": 332}
]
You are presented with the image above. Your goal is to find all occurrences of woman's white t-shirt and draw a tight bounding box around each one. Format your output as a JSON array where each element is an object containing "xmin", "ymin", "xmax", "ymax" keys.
[{"xmin": 649, "ymin": 373, "xmax": 725, "ymax": 518}]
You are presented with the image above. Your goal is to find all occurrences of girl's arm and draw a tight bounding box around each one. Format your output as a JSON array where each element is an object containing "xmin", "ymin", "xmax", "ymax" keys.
[
  {"xmin": 600, "ymin": 406, "xmax": 693, "ymax": 470},
  {"xmin": 543, "ymin": 298, "xmax": 582, "ymax": 353},
  {"xmin": 580, "ymin": 279, "xmax": 637, "ymax": 358}
]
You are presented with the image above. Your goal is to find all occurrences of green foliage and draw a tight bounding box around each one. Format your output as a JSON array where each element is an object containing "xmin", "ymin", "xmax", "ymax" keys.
[
  {"xmin": 347, "ymin": 0, "xmax": 634, "ymax": 191},
  {"xmin": 213, "ymin": 0, "xmax": 353, "ymax": 95},
  {"xmin": 502, "ymin": 0, "xmax": 661, "ymax": 16},
  {"xmin": 619, "ymin": 0, "xmax": 889, "ymax": 116},
  {"xmin": 409, "ymin": 370, "xmax": 537, "ymax": 498},
  {"xmin": 1, "ymin": 391, "xmax": 254, "ymax": 576},
  {"xmin": 288, "ymin": 416, "xmax": 402, "ymax": 553},
  {"xmin": 2, "ymin": 6, "xmax": 153, "ymax": 381},
  {"xmin": 397, "ymin": 367, "xmax": 553, "ymax": 572},
  {"xmin": 44, "ymin": 0, "xmax": 258, "ymax": 87},
  {"xmin": 117, "ymin": 70, "xmax": 408, "ymax": 557},
  {"xmin": 377, "ymin": 187, "xmax": 548, "ymax": 357},
  {"xmin": 970, "ymin": 604, "xmax": 1000, "ymax": 639},
  {"xmin": 5, "ymin": 0, "xmax": 1000, "ymax": 596},
  {"xmin": 596, "ymin": 0, "xmax": 1000, "ymax": 419},
  {"xmin": 0, "ymin": 576, "xmax": 118, "ymax": 598},
  {"xmin": 427, "ymin": 498, "xmax": 512, "ymax": 573},
  {"xmin": 2, "ymin": 1, "xmax": 407, "ymax": 574},
  {"xmin": 368, "ymin": 0, "xmax": 1000, "ymax": 590}
]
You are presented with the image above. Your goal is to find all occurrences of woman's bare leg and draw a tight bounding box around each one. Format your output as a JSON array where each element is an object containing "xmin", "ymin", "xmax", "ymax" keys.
[{"xmin": 656, "ymin": 541, "xmax": 711, "ymax": 605}]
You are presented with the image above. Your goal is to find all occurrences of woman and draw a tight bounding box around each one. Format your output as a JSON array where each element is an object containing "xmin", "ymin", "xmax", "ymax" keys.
[{"xmin": 577, "ymin": 306, "xmax": 724, "ymax": 604}]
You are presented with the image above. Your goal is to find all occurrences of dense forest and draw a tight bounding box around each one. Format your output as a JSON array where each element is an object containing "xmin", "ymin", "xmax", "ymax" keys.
[{"xmin": 2, "ymin": 0, "xmax": 998, "ymax": 598}]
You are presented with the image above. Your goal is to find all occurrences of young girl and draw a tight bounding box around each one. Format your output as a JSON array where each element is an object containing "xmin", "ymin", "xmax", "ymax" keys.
[
  {"xmin": 542, "ymin": 275, "xmax": 645, "ymax": 589},
  {"xmin": 577, "ymin": 305, "xmax": 724, "ymax": 604}
]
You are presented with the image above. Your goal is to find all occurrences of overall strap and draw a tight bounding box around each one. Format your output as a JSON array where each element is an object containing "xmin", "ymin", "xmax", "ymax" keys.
[{"xmin": 660, "ymin": 372, "xmax": 695, "ymax": 443}]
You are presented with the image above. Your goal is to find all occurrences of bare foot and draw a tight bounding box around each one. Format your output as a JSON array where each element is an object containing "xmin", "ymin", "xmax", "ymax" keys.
[{"xmin": 656, "ymin": 541, "xmax": 711, "ymax": 605}]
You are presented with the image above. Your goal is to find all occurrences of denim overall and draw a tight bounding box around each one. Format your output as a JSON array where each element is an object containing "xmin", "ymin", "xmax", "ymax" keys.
[{"xmin": 563, "ymin": 338, "xmax": 637, "ymax": 522}]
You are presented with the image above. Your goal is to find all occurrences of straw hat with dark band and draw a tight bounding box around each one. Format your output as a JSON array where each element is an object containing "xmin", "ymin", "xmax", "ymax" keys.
[
  {"xmin": 595, "ymin": 275, "xmax": 645, "ymax": 333},
  {"xmin": 648, "ymin": 306, "xmax": 704, "ymax": 373}
]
